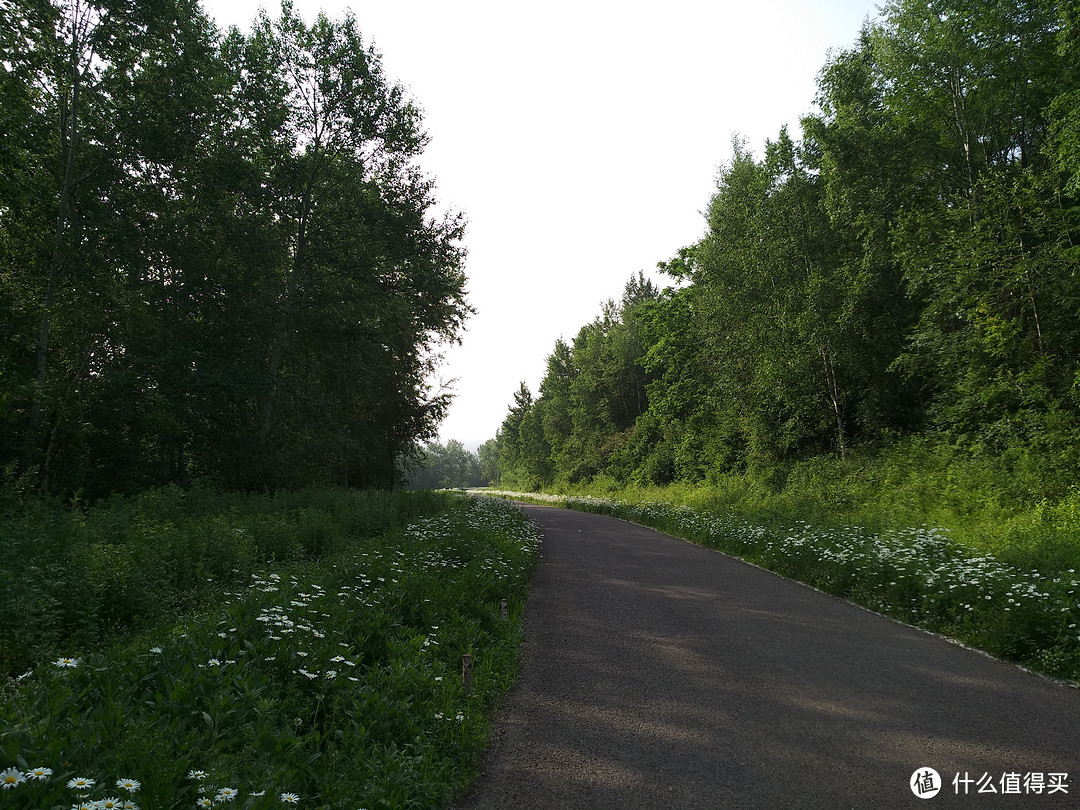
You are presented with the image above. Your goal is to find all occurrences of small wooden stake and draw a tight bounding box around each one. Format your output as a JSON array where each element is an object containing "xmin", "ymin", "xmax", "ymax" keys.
[
  {"xmin": 500, "ymin": 599, "xmax": 508, "ymax": 621},
  {"xmin": 462, "ymin": 653, "xmax": 474, "ymax": 697}
]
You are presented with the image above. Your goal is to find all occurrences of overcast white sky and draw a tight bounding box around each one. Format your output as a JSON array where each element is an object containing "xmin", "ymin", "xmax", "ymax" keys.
[{"xmin": 200, "ymin": 0, "xmax": 881, "ymax": 450}]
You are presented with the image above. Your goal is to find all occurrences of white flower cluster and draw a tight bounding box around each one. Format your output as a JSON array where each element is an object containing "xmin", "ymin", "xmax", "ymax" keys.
[
  {"xmin": 188, "ymin": 769, "xmax": 299, "ymax": 806},
  {"xmin": 0, "ymin": 770, "xmax": 141, "ymax": 809},
  {"xmin": 564, "ymin": 496, "xmax": 1080, "ymax": 644}
]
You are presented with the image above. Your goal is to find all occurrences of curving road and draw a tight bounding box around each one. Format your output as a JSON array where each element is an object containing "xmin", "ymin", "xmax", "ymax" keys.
[{"xmin": 455, "ymin": 504, "xmax": 1080, "ymax": 809}]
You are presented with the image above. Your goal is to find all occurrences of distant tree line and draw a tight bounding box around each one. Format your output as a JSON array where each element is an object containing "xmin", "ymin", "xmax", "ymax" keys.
[
  {"xmin": 404, "ymin": 439, "xmax": 489, "ymax": 490},
  {"xmin": 492, "ymin": 0, "xmax": 1080, "ymax": 493},
  {"xmin": 0, "ymin": 0, "xmax": 469, "ymax": 496}
]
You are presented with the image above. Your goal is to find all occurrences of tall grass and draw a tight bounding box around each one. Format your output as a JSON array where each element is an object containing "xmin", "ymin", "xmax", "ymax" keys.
[
  {"xmin": 1, "ymin": 489, "xmax": 538, "ymax": 808},
  {"xmin": 555, "ymin": 495, "xmax": 1080, "ymax": 682},
  {"xmin": 0, "ymin": 485, "xmax": 450, "ymax": 678},
  {"xmin": 548, "ymin": 437, "xmax": 1080, "ymax": 570},
  {"xmin": 485, "ymin": 437, "xmax": 1080, "ymax": 682}
]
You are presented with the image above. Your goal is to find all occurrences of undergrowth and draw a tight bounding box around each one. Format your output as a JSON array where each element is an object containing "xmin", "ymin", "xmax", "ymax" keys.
[
  {"xmin": 556, "ymin": 495, "xmax": 1080, "ymax": 684},
  {"xmin": 1, "ymin": 488, "xmax": 538, "ymax": 808},
  {"xmin": 482, "ymin": 438, "xmax": 1080, "ymax": 684}
]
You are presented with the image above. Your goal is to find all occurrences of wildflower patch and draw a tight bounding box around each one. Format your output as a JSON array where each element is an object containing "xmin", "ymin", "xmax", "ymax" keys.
[
  {"xmin": 1, "ymin": 492, "xmax": 538, "ymax": 809},
  {"xmin": 558, "ymin": 495, "xmax": 1080, "ymax": 683}
]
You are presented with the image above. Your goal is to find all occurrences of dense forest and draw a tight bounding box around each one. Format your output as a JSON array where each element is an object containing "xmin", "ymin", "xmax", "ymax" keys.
[
  {"xmin": 0, "ymin": 0, "xmax": 469, "ymax": 496},
  {"xmin": 493, "ymin": 0, "xmax": 1080, "ymax": 500}
]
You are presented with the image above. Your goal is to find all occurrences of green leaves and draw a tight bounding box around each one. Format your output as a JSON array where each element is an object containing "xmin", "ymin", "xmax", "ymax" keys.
[
  {"xmin": 0, "ymin": 1, "xmax": 468, "ymax": 495},
  {"xmin": 486, "ymin": 0, "xmax": 1080, "ymax": 495}
]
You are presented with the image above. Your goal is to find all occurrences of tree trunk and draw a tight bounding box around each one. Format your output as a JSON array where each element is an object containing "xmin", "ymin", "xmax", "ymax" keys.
[
  {"xmin": 258, "ymin": 177, "xmax": 316, "ymax": 441},
  {"xmin": 258, "ymin": 240, "xmax": 303, "ymax": 441},
  {"xmin": 822, "ymin": 348, "xmax": 847, "ymax": 458},
  {"xmin": 25, "ymin": 11, "xmax": 85, "ymax": 473}
]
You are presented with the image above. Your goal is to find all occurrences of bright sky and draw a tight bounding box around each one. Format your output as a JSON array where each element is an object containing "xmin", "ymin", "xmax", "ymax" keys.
[{"xmin": 201, "ymin": 0, "xmax": 881, "ymax": 450}]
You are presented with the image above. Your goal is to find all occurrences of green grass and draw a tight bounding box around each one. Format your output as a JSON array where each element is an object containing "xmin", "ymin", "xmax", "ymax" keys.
[
  {"xmin": 552, "ymin": 494, "xmax": 1080, "ymax": 683},
  {"xmin": 483, "ymin": 437, "xmax": 1080, "ymax": 683},
  {"xmin": 0, "ymin": 488, "xmax": 538, "ymax": 808},
  {"xmin": 534, "ymin": 436, "xmax": 1080, "ymax": 574}
]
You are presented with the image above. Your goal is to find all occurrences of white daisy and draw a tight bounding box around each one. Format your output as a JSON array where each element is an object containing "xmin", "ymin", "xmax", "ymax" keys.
[{"xmin": 0, "ymin": 768, "xmax": 25, "ymax": 789}]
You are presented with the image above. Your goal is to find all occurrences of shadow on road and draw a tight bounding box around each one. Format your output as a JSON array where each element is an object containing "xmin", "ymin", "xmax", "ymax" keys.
[{"xmin": 456, "ymin": 505, "xmax": 1079, "ymax": 809}]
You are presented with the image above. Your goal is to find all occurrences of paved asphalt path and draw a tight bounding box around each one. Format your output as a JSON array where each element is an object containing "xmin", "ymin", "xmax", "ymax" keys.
[{"xmin": 455, "ymin": 504, "xmax": 1080, "ymax": 809}]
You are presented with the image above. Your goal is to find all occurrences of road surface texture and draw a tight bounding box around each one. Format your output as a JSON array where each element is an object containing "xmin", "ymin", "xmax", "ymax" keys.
[{"xmin": 455, "ymin": 504, "xmax": 1080, "ymax": 809}]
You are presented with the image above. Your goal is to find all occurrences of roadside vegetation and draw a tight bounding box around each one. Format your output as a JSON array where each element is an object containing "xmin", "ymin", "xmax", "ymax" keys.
[
  {"xmin": 490, "ymin": 0, "xmax": 1080, "ymax": 505},
  {"xmin": 483, "ymin": 0, "xmax": 1080, "ymax": 682},
  {"xmin": 1, "ymin": 2, "xmax": 535, "ymax": 807},
  {"xmin": 1, "ymin": 488, "xmax": 538, "ymax": 808},
  {"xmin": 4, "ymin": 0, "xmax": 1079, "ymax": 801},
  {"xmin": 489, "ymin": 482, "xmax": 1080, "ymax": 683}
]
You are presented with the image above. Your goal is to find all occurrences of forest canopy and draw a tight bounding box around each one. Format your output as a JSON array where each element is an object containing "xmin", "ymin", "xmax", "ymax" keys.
[
  {"xmin": 492, "ymin": 0, "xmax": 1080, "ymax": 497},
  {"xmin": 0, "ymin": 0, "xmax": 470, "ymax": 495}
]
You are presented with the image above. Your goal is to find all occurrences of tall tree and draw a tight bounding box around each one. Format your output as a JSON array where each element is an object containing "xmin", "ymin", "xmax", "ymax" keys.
[
  {"xmin": 803, "ymin": 32, "xmax": 931, "ymax": 439},
  {"xmin": 1050, "ymin": 0, "xmax": 1080, "ymax": 195},
  {"xmin": 538, "ymin": 338, "xmax": 575, "ymax": 475},
  {"xmin": 238, "ymin": 3, "xmax": 469, "ymax": 486},
  {"xmin": 877, "ymin": 0, "xmax": 1078, "ymax": 442},
  {"xmin": 1, "ymin": 0, "xmax": 228, "ymax": 491},
  {"xmin": 476, "ymin": 437, "xmax": 500, "ymax": 485},
  {"xmin": 0, "ymin": 0, "xmax": 469, "ymax": 494},
  {"xmin": 695, "ymin": 136, "xmax": 840, "ymax": 461},
  {"xmin": 496, "ymin": 382, "xmax": 534, "ymax": 489}
]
